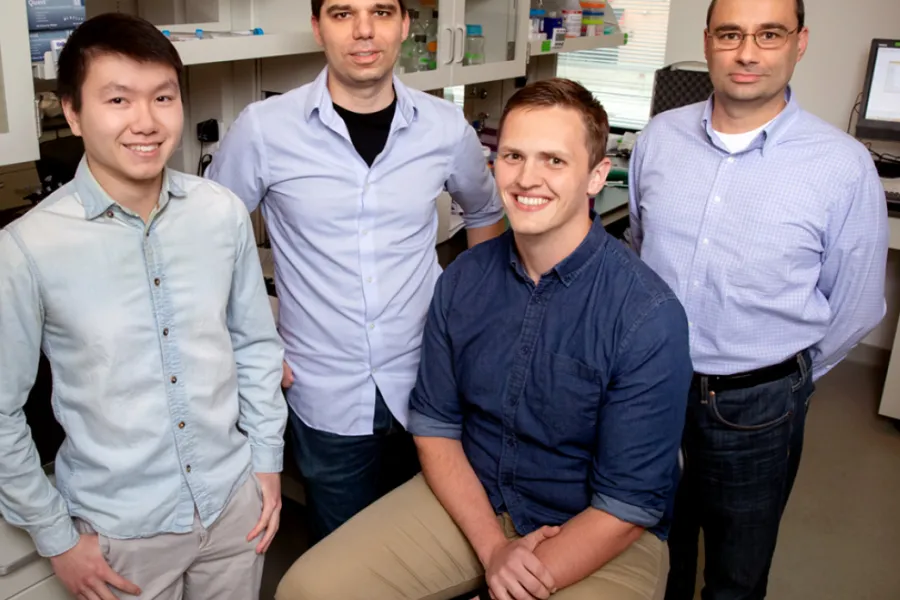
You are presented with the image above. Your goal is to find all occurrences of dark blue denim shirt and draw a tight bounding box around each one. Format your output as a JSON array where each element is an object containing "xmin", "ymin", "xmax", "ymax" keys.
[{"xmin": 408, "ymin": 214, "xmax": 692, "ymax": 540}]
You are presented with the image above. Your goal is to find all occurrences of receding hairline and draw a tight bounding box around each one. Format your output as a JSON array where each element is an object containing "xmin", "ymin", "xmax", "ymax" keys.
[{"xmin": 706, "ymin": 0, "xmax": 805, "ymax": 29}]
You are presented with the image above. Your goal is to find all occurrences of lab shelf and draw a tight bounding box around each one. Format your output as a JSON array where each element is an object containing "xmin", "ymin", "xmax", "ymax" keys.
[
  {"xmin": 529, "ymin": 31, "xmax": 627, "ymax": 56},
  {"xmin": 173, "ymin": 31, "xmax": 320, "ymax": 66},
  {"xmin": 33, "ymin": 31, "xmax": 321, "ymax": 79}
]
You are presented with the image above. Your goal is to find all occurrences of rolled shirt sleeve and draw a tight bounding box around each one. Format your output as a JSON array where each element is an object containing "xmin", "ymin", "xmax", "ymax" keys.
[{"xmin": 590, "ymin": 297, "xmax": 692, "ymax": 528}]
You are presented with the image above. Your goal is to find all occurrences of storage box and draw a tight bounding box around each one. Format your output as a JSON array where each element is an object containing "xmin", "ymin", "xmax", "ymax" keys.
[
  {"xmin": 29, "ymin": 29, "xmax": 73, "ymax": 63},
  {"xmin": 26, "ymin": 0, "xmax": 85, "ymax": 32}
]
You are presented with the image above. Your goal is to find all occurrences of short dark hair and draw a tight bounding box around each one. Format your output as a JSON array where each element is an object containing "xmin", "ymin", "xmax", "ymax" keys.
[
  {"xmin": 499, "ymin": 78, "xmax": 609, "ymax": 170},
  {"xmin": 311, "ymin": 0, "xmax": 408, "ymax": 19},
  {"xmin": 706, "ymin": 0, "xmax": 805, "ymax": 30},
  {"xmin": 57, "ymin": 13, "xmax": 183, "ymax": 113}
]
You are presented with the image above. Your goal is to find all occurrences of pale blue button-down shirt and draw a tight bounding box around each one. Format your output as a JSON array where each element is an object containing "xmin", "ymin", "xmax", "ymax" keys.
[
  {"xmin": 630, "ymin": 90, "xmax": 888, "ymax": 379},
  {"xmin": 0, "ymin": 159, "xmax": 287, "ymax": 558},
  {"xmin": 207, "ymin": 68, "xmax": 503, "ymax": 435}
]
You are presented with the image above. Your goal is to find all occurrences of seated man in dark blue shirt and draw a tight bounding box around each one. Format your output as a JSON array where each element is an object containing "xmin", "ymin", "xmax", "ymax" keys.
[{"xmin": 276, "ymin": 78, "xmax": 692, "ymax": 600}]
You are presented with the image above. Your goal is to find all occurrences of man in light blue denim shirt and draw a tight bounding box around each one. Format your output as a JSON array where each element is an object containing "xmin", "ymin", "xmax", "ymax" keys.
[
  {"xmin": 0, "ymin": 14, "xmax": 287, "ymax": 600},
  {"xmin": 207, "ymin": 0, "xmax": 505, "ymax": 544}
]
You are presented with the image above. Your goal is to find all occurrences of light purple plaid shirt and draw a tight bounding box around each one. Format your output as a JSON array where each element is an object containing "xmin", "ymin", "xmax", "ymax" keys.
[{"xmin": 629, "ymin": 89, "xmax": 888, "ymax": 379}]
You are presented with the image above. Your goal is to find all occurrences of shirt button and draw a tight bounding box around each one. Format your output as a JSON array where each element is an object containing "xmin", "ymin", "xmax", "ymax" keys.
[
  {"xmin": 688, "ymin": 322, "xmax": 694, "ymax": 328},
  {"xmin": 714, "ymin": 196, "xmax": 721, "ymax": 203},
  {"xmin": 178, "ymin": 421, "xmax": 185, "ymax": 429},
  {"xmin": 369, "ymin": 323, "xmax": 375, "ymax": 330},
  {"xmin": 703, "ymin": 238, "xmax": 709, "ymax": 245},
  {"xmin": 694, "ymin": 280, "xmax": 699, "ymax": 287},
  {"xmin": 519, "ymin": 346, "xmax": 529, "ymax": 356},
  {"xmin": 171, "ymin": 376, "xmax": 177, "ymax": 384},
  {"xmin": 106, "ymin": 210, "xmax": 114, "ymax": 218},
  {"xmin": 727, "ymin": 157, "xmax": 735, "ymax": 164},
  {"xmin": 154, "ymin": 278, "xmax": 161, "ymax": 286},
  {"xmin": 366, "ymin": 277, "xmax": 373, "ymax": 283},
  {"xmin": 185, "ymin": 465, "xmax": 191, "ymax": 473}
]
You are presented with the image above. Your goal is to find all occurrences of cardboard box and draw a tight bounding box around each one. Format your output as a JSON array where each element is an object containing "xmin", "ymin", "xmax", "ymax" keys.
[
  {"xmin": 26, "ymin": 0, "xmax": 85, "ymax": 32},
  {"xmin": 29, "ymin": 29, "xmax": 73, "ymax": 62}
]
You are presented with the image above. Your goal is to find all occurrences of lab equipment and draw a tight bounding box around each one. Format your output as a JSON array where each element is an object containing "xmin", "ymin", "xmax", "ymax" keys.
[
  {"xmin": 856, "ymin": 38, "xmax": 900, "ymax": 142},
  {"xmin": 580, "ymin": 1, "xmax": 604, "ymax": 36},
  {"xmin": 464, "ymin": 25, "xmax": 485, "ymax": 65}
]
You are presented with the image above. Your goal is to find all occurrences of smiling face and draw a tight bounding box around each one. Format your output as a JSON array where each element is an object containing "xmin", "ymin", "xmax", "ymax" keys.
[
  {"xmin": 62, "ymin": 52, "xmax": 183, "ymax": 192},
  {"xmin": 494, "ymin": 105, "xmax": 609, "ymax": 240},
  {"xmin": 704, "ymin": 0, "xmax": 807, "ymax": 107},
  {"xmin": 312, "ymin": 0, "xmax": 409, "ymax": 90}
]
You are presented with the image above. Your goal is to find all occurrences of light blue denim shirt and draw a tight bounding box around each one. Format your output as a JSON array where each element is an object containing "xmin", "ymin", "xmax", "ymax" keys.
[
  {"xmin": 630, "ymin": 89, "xmax": 888, "ymax": 379},
  {"xmin": 207, "ymin": 68, "xmax": 504, "ymax": 435},
  {"xmin": 0, "ymin": 159, "xmax": 287, "ymax": 558}
]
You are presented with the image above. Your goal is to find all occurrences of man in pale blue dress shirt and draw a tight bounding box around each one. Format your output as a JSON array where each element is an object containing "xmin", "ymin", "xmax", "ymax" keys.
[
  {"xmin": 0, "ymin": 14, "xmax": 287, "ymax": 600},
  {"xmin": 207, "ymin": 0, "xmax": 505, "ymax": 545},
  {"xmin": 629, "ymin": 0, "xmax": 888, "ymax": 599}
]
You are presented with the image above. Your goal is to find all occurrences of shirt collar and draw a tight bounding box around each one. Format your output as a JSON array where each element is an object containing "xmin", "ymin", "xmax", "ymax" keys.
[
  {"xmin": 74, "ymin": 156, "xmax": 187, "ymax": 221},
  {"xmin": 508, "ymin": 212, "xmax": 609, "ymax": 287},
  {"xmin": 303, "ymin": 66, "xmax": 418, "ymax": 128},
  {"xmin": 701, "ymin": 86, "xmax": 802, "ymax": 156}
]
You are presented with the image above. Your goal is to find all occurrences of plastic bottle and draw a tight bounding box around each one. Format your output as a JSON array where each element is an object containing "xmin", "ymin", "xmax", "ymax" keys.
[
  {"xmin": 399, "ymin": 10, "xmax": 420, "ymax": 72},
  {"xmin": 426, "ymin": 10, "xmax": 439, "ymax": 70},
  {"xmin": 463, "ymin": 24, "xmax": 485, "ymax": 65},
  {"xmin": 561, "ymin": 0, "xmax": 582, "ymax": 38},
  {"xmin": 412, "ymin": 34, "xmax": 431, "ymax": 71},
  {"xmin": 529, "ymin": 8, "xmax": 546, "ymax": 41}
]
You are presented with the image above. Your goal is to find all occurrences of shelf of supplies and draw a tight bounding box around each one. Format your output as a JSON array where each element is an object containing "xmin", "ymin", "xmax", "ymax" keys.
[
  {"xmin": 529, "ymin": 31, "xmax": 626, "ymax": 56},
  {"xmin": 33, "ymin": 31, "xmax": 321, "ymax": 79}
]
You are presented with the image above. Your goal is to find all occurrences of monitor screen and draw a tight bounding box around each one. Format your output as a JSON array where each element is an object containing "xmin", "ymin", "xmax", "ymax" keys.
[
  {"xmin": 857, "ymin": 39, "xmax": 900, "ymax": 142},
  {"xmin": 864, "ymin": 44, "xmax": 900, "ymax": 123}
]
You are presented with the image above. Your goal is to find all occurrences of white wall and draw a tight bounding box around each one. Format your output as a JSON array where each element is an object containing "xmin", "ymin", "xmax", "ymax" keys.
[{"xmin": 664, "ymin": 0, "xmax": 900, "ymax": 351}]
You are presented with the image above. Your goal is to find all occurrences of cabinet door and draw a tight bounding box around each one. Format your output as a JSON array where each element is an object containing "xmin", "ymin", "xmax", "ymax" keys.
[
  {"xmin": 396, "ymin": 0, "xmax": 456, "ymax": 91},
  {"xmin": 449, "ymin": 0, "xmax": 529, "ymax": 86},
  {"xmin": 0, "ymin": 0, "xmax": 40, "ymax": 166}
]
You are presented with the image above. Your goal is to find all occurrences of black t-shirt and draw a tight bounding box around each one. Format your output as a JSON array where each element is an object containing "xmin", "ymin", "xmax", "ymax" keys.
[{"xmin": 333, "ymin": 98, "xmax": 397, "ymax": 167}]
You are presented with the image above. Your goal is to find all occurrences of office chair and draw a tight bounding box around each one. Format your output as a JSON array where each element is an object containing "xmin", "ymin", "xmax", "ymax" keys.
[{"xmin": 650, "ymin": 61, "xmax": 713, "ymax": 117}]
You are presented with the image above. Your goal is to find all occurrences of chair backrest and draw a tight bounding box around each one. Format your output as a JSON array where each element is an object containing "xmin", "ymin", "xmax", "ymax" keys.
[{"xmin": 650, "ymin": 61, "xmax": 714, "ymax": 117}]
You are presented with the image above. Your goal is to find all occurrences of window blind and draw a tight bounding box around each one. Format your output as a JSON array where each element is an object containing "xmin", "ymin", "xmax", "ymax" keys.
[{"xmin": 557, "ymin": 0, "xmax": 672, "ymax": 129}]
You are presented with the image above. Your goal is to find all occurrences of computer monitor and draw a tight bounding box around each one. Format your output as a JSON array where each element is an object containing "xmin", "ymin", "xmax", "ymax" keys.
[{"xmin": 856, "ymin": 38, "xmax": 900, "ymax": 142}]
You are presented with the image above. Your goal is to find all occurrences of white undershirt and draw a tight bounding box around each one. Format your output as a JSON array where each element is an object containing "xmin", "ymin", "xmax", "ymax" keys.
[{"xmin": 713, "ymin": 119, "xmax": 773, "ymax": 154}]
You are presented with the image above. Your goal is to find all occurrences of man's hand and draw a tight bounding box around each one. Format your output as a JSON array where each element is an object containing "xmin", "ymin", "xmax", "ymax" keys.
[
  {"xmin": 247, "ymin": 472, "xmax": 282, "ymax": 554},
  {"xmin": 484, "ymin": 526, "xmax": 560, "ymax": 600},
  {"xmin": 50, "ymin": 534, "xmax": 140, "ymax": 600},
  {"xmin": 281, "ymin": 360, "xmax": 294, "ymax": 389}
]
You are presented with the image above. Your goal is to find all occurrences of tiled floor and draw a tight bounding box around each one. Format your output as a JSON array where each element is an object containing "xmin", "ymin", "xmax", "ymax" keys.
[{"xmin": 261, "ymin": 357, "xmax": 900, "ymax": 599}]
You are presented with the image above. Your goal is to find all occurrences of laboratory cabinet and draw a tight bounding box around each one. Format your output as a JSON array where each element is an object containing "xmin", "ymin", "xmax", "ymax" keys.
[{"xmin": 3, "ymin": 0, "xmax": 626, "ymax": 168}]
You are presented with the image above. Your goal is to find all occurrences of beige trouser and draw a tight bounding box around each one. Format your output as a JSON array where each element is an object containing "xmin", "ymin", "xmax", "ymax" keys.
[
  {"xmin": 276, "ymin": 474, "xmax": 668, "ymax": 600},
  {"xmin": 75, "ymin": 474, "xmax": 265, "ymax": 600}
]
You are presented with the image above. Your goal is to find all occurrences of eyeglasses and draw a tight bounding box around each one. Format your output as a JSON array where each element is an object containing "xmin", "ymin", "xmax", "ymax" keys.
[{"xmin": 709, "ymin": 27, "xmax": 799, "ymax": 51}]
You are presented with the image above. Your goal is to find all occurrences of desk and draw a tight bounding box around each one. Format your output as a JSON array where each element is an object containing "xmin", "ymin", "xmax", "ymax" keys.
[{"xmin": 878, "ymin": 216, "xmax": 900, "ymax": 419}]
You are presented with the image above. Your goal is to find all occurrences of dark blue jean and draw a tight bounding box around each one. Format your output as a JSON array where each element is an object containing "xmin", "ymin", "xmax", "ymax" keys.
[
  {"xmin": 288, "ymin": 388, "xmax": 420, "ymax": 546},
  {"xmin": 664, "ymin": 352, "xmax": 815, "ymax": 600}
]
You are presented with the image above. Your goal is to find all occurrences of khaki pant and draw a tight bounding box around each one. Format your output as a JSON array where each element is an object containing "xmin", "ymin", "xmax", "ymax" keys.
[
  {"xmin": 277, "ymin": 474, "xmax": 668, "ymax": 600},
  {"xmin": 76, "ymin": 474, "xmax": 265, "ymax": 600}
]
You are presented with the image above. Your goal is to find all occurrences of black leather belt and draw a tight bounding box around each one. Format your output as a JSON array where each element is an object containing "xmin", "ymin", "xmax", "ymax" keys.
[{"xmin": 693, "ymin": 353, "xmax": 804, "ymax": 393}]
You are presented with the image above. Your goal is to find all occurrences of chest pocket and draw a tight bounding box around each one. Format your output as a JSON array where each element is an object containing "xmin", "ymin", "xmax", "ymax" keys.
[{"xmin": 530, "ymin": 353, "xmax": 604, "ymax": 448}]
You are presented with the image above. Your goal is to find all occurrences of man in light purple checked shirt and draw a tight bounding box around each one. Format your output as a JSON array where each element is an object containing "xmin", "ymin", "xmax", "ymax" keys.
[{"xmin": 629, "ymin": 0, "xmax": 888, "ymax": 599}]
